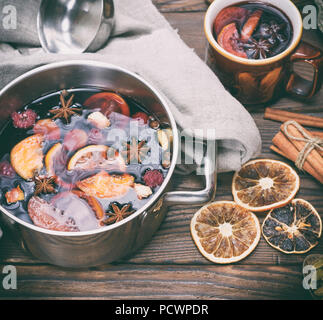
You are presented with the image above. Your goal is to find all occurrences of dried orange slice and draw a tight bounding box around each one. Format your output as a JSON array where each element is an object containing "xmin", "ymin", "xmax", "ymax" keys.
[
  {"xmin": 10, "ymin": 134, "xmax": 44, "ymax": 180},
  {"xmin": 191, "ymin": 201, "xmax": 261, "ymax": 264},
  {"xmin": 262, "ymin": 199, "xmax": 322, "ymax": 254},
  {"xmin": 232, "ymin": 159, "xmax": 300, "ymax": 212},
  {"xmin": 67, "ymin": 145, "xmax": 125, "ymax": 172},
  {"xmin": 76, "ymin": 171, "xmax": 134, "ymax": 199}
]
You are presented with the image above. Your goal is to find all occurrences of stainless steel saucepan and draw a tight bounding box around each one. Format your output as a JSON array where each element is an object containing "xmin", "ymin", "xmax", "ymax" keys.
[{"xmin": 0, "ymin": 61, "xmax": 217, "ymax": 268}]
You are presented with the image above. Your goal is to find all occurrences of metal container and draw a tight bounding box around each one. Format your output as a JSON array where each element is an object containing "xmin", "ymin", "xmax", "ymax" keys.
[
  {"xmin": 37, "ymin": 0, "xmax": 115, "ymax": 53},
  {"xmin": 0, "ymin": 61, "xmax": 217, "ymax": 268}
]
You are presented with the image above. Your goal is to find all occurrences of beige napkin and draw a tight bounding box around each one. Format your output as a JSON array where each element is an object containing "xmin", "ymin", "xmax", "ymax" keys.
[{"xmin": 0, "ymin": 0, "xmax": 261, "ymax": 173}]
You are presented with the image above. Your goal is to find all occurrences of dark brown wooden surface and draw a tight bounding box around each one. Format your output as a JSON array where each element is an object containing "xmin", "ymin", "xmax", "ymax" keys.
[{"xmin": 0, "ymin": 0, "xmax": 322, "ymax": 300}]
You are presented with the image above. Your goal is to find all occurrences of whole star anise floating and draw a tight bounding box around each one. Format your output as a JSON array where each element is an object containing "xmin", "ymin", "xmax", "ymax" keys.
[
  {"xmin": 102, "ymin": 203, "xmax": 135, "ymax": 225},
  {"xmin": 49, "ymin": 92, "xmax": 82, "ymax": 123},
  {"xmin": 33, "ymin": 176, "xmax": 56, "ymax": 195},
  {"xmin": 242, "ymin": 38, "xmax": 272, "ymax": 59},
  {"xmin": 121, "ymin": 137, "xmax": 150, "ymax": 164},
  {"xmin": 257, "ymin": 22, "xmax": 286, "ymax": 44}
]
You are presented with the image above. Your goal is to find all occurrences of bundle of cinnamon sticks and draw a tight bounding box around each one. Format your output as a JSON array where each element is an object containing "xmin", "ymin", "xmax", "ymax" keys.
[{"xmin": 266, "ymin": 108, "xmax": 323, "ymax": 184}]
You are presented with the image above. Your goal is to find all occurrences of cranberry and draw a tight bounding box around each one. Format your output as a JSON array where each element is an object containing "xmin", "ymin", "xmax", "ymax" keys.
[
  {"xmin": 0, "ymin": 161, "xmax": 16, "ymax": 178},
  {"xmin": 143, "ymin": 169, "xmax": 164, "ymax": 188},
  {"xmin": 12, "ymin": 109, "xmax": 37, "ymax": 129},
  {"xmin": 132, "ymin": 112, "xmax": 149, "ymax": 124},
  {"xmin": 88, "ymin": 128, "xmax": 105, "ymax": 145}
]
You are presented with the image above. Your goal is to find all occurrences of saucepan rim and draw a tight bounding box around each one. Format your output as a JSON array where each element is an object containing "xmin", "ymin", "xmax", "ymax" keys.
[{"xmin": 0, "ymin": 60, "xmax": 179, "ymax": 237}]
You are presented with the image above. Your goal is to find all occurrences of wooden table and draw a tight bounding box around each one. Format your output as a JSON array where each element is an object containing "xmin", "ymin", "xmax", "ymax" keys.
[{"xmin": 0, "ymin": 0, "xmax": 322, "ymax": 300}]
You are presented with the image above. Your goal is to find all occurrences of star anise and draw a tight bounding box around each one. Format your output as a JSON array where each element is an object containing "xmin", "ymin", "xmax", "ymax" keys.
[
  {"xmin": 49, "ymin": 92, "xmax": 82, "ymax": 123},
  {"xmin": 242, "ymin": 38, "xmax": 272, "ymax": 59},
  {"xmin": 102, "ymin": 203, "xmax": 135, "ymax": 225},
  {"xmin": 257, "ymin": 22, "xmax": 286, "ymax": 44},
  {"xmin": 121, "ymin": 137, "xmax": 150, "ymax": 164},
  {"xmin": 33, "ymin": 176, "xmax": 56, "ymax": 195}
]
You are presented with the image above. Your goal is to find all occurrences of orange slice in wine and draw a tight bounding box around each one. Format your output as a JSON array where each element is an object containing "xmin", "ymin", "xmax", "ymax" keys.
[
  {"xmin": 28, "ymin": 193, "xmax": 104, "ymax": 232},
  {"xmin": 217, "ymin": 23, "xmax": 247, "ymax": 58},
  {"xmin": 76, "ymin": 171, "xmax": 134, "ymax": 199},
  {"xmin": 67, "ymin": 145, "xmax": 125, "ymax": 172},
  {"xmin": 45, "ymin": 142, "xmax": 63, "ymax": 176},
  {"xmin": 28, "ymin": 196, "xmax": 80, "ymax": 232},
  {"xmin": 214, "ymin": 6, "xmax": 249, "ymax": 35},
  {"xmin": 10, "ymin": 134, "xmax": 44, "ymax": 180}
]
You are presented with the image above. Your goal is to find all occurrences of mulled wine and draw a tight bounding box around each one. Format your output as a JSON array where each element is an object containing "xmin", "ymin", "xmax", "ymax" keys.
[
  {"xmin": 213, "ymin": 2, "xmax": 293, "ymax": 59},
  {"xmin": 0, "ymin": 89, "xmax": 172, "ymax": 232}
]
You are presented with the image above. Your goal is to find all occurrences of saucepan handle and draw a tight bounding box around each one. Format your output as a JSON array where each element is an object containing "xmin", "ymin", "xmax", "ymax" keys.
[{"xmin": 164, "ymin": 142, "xmax": 217, "ymax": 206}]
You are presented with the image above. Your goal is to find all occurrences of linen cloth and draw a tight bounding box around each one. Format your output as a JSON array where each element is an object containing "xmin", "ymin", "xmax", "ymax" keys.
[{"xmin": 0, "ymin": 0, "xmax": 261, "ymax": 173}]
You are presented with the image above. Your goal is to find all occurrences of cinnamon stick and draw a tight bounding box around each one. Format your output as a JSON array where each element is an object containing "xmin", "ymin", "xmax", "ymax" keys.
[
  {"xmin": 282, "ymin": 122, "xmax": 323, "ymax": 174},
  {"xmin": 265, "ymin": 108, "xmax": 323, "ymax": 129},
  {"xmin": 307, "ymin": 131, "xmax": 323, "ymax": 157},
  {"xmin": 270, "ymin": 145, "xmax": 286, "ymax": 158},
  {"xmin": 311, "ymin": 131, "xmax": 323, "ymax": 139},
  {"xmin": 270, "ymin": 144, "xmax": 323, "ymax": 183},
  {"xmin": 271, "ymin": 132, "xmax": 323, "ymax": 184}
]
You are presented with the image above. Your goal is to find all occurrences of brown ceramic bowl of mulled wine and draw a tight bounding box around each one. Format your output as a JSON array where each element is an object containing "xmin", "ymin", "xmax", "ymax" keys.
[
  {"xmin": 0, "ymin": 61, "xmax": 217, "ymax": 268},
  {"xmin": 205, "ymin": 0, "xmax": 323, "ymax": 105}
]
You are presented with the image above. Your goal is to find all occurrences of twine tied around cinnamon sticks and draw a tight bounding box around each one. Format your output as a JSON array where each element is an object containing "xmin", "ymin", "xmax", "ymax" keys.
[
  {"xmin": 282, "ymin": 120, "xmax": 323, "ymax": 171},
  {"xmin": 271, "ymin": 119, "xmax": 323, "ymax": 184}
]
